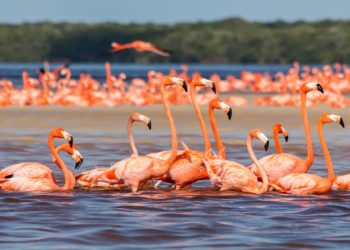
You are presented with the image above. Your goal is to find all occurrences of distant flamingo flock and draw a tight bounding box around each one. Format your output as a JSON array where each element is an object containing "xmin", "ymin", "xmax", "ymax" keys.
[
  {"xmin": 0, "ymin": 61, "xmax": 349, "ymax": 108},
  {"xmin": 0, "ymin": 40, "xmax": 348, "ymax": 195}
]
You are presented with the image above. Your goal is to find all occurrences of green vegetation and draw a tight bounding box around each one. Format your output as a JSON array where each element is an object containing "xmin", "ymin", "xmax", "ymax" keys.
[{"xmin": 0, "ymin": 18, "xmax": 350, "ymax": 63}]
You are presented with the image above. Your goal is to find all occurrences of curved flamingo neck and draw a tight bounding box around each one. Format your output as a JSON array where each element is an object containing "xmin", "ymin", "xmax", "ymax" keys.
[
  {"xmin": 128, "ymin": 117, "xmax": 138, "ymax": 156},
  {"xmin": 161, "ymin": 84, "xmax": 177, "ymax": 165},
  {"xmin": 273, "ymin": 127, "xmax": 283, "ymax": 154},
  {"xmin": 317, "ymin": 121, "xmax": 335, "ymax": 183},
  {"xmin": 189, "ymin": 83, "xmax": 211, "ymax": 155},
  {"xmin": 247, "ymin": 136, "xmax": 268, "ymax": 193},
  {"xmin": 48, "ymin": 134, "xmax": 75, "ymax": 190},
  {"xmin": 209, "ymin": 106, "xmax": 226, "ymax": 159},
  {"xmin": 301, "ymin": 91, "xmax": 313, "ymax": 168}
]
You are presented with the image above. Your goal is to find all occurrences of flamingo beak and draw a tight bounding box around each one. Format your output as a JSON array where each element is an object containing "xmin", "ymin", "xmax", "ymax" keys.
[
  {"xmin": 340, "ymin": 117, "xmax": 345, "ymax": 128},
  {"xmin": 264, "ymin": 140, "xmax": 269, "ymax": 152},
  {"xmin": 317, "ymin": 83, "xmax": 324, "ymax": 94},
  {"xmin": 211, "ymin": 82, "xmax": 216, "ymax": 94},
  {"xmin": 69, "ymin": 137, "xmax": 73, "ymax": 148},
  {"xmin": 75, "ymin": 158, "xmax": 83, "ymax": 170},
  {"xmin": 182, "ymin": 81, "xmax": 188, "ymax": 92},
  {"xmin": 62, "ymin": 131, "xmax": 74, "ymax": 148},
  {"xmin": 227, "ymin": 107, "xmax": 232, "ymax": 120},
  {"xmin": 284, "ymin": 135, "xmax": 289, "ymax": 142},
  {"xmin": 147, "ymin": 120, "xmax": 152, "ymax": 130}
]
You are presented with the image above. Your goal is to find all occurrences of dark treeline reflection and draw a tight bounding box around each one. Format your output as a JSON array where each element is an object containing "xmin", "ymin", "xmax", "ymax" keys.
[{"xmin": 1, "ymin": 18, "xmax": 350, "ymax": 64}]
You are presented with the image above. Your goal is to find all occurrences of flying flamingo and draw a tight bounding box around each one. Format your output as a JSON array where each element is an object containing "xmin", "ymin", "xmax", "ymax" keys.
[
  {"xmin": 0, "ymin": 129, "xmax": 83, "ymax": 192},
  {"xmin": 273, "ymin": 114, "xmax": 344, "ymax": 195},
  {"xmin": 153, "ymin": 76, "xmax": 217, "ymax": 190},
  {"xmin": 203, "ymin": 129, "xmax": 269, "ymax": 194},
  {"xmin": 111, "ymin": 40, "xmax": 171, "ymax": 57},
  {"xmin": 249, "ymin": 82, "xmax": 324, "ymax": 183},
  {"xmin": 76, "ymin": 113, "xmax": 152, "ymax": 188},
  {"xmin": 273, "ymin": 123, "xmax": 289, "ymax": 154}
]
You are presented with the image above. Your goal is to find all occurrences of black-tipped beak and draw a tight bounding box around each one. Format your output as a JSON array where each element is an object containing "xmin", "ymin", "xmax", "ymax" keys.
[
  {"xmin": 264, "ymin": 140, "xmax": 269, "ymax": 152},
  {"xmin": 340, "ymin": 117, "xmax": 345, "ymax": 128},
  {"xmin": 211, "ymin": 82, "xmax": 216, "ymax": 94},
  {"xmin": 284, "ymin": 135, "xmax": 289, "ymax": 142},
  {"xmin": 317, "ymin": 83, "xmax": 324, "ymax": 94},
  {"xmin": 182, "ymin": 81, "xmax": 188, "ymax": 92},
  {"xmin": 69, "ymin": 137, "xmax": 73, "ymax": 148},
  {"xmin": 227, "ymin": 107, "xmax": 232, "ymax": 120},
  {"xmin": 75, "ymin": 159, "xmax": 83, "ymax": 170},
  {"xmin": 147, "ymin": 120, "xmax": 152, "ymax": 130}
]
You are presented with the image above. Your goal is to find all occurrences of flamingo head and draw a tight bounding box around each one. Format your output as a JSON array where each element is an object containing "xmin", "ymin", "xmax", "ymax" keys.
[
  {"xmin": 250, "ymin": 129, "xmax": 269, "ymax": 152},
  {"xmin": 192, "ymin": 76, "xmax": 216, "ymax": 93},
  {"xmin": 163, "ymin": 76, "xmax": 187, "ymax": 92},
  {"xmin": 320, "ymin": 113, "xmax": 345, "ymax": 128},
  {"xmin": 273, "ymin": 123, "xmax": 289, "ymax": 142},
  {"xmin": 52, "ymin": 128, "xmax": 74, "ymax": 148},
  {"xmin": 72, "ymin": 146, "xmax": 84, "ymax": 170},
  {"xmin": 209, "ymin": 98, "xmax": 232, "ymax": 120},
  {"xmin": 130, "ymin": 113, "xmax": 152, "ymax": 130},
  {"xmin": 301, "ymin": 82, "xmax": 324, "ymax": 94},
  {"xmin": 54, "ymin": 144, "xmax": 84, "ymax": 170},
  {"xmin": 111, "ymin": 42, "xmax": 120, "ymax": 48}
]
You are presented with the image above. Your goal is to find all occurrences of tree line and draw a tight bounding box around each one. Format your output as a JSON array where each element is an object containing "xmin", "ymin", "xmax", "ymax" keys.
[{"xmin": 0, "ymin": 18, "xmax": 350, "ymax": 64}]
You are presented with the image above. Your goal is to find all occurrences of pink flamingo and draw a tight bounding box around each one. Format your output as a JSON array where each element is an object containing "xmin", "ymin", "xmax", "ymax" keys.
[
  {"xmin": 274, "ymin": 114, "xmax": 343, "ymax": 194},
  {"xmin": 111, "ymin": 40, "xmax": 171, "ymax": 57},
  {"xmin": 76, "ymin": 113, "xmax": 152, "ymax": 188},
  {"xmin": 208, "ymin": 98, "xmax": 232, "ymax": 159},
  {"xmin": 153, "ymin": 76, "xmax": 217, "ymax": 190},
  {"xmin": 100, "ymin": 76, "xmax": 187, "ymax": 193},
  {"xmin": 273, "ymin": 123, "xmax": 289, "ymax": 154},
  {"xmin": 204, "ymin": 129, "xmax": 269, "ymax": 194},
  {"xmin": 0, "ymin": 129, "xmax": 82, "ymax": 192},
  {"xmin": 249, "ymin": 82, "xmax": 324, "ymax": 184}
]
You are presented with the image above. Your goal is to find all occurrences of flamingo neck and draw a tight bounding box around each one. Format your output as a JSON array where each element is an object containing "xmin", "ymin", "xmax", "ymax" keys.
[
  {"xmin": 128, "ymin": 118, "xmax": 138, "ymax": 156},
  {"xmin": 209, "ymin": 107, "xmax": 226, "ymax": 159},
  {"xmin": 161, "ymin": 84, "xmax": 177, "ymax": 165},
  {"xmin": 48, "ymin": 135, "xmax": 75, "ymax": 190},
  {"xmin": 66, "ymin": 71, "xmax": 71, "ymax": 82},
  {"xmin": 317, "ymin": 121, "xmax": 335, "ymax": 183},
  {"xmin": 189, "ymin": 84, "xmax": 211, "ymax": 155},
  {"xmin": 301, "ymin": 91, "xmax": 313, "ymax": 168},
  {"xmin": 105, "ymin": 63, "xmax": 114, "ymax": 92},
  {"xmin": 247, "ymin": 136, "xmax": 268, "ymax": 194},
  {"xmin": 41, "ymin": 78, "xmax": 50, "ymax": 97},
  {"xmin": 273, "ymin": 128, "xmax": 283, "ymax": 154}
]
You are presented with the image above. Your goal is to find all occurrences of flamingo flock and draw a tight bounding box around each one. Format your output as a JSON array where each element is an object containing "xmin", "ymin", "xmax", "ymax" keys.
[
  {"xmin": 0, "ymin": 62, "xmax": 350, "ymax": 108},
  {"xmin": 0, "ymin": 76, "xmax": 347, "ymax": 196}
]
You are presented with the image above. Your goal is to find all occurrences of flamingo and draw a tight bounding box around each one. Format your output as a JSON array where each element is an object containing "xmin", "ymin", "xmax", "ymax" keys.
[
  {"xmin": 208, "ymin": 98, "xmax": 232, "ymax": 160},
  {"xmin": 0, "ymin": 129, "xmax": 83, "ymax": 192},
  {"xmin": 100, "ymin": 76, "xmax": 187, "ymax": 193},
  {"xmin": 273, "ymin": 123, "xmax": 289, "ymax": 154},
  {"xmin": 249, "ymin": 82, "xmax": 324, "ymax": 183},
  {"xmin": 273, "ymin": 114, "xmax": 344, "ymax": 195},
  {"xmin": 203, "ymin": 129, "xmax": 269, "ymax": 194},
  {"xmin": 111, "ymin": 40, "xmax": 171, "ymax": 57},
  {"xmin": 76, "ymin": 113, "xmax": 152, "ymax": 188},
  {"xmin": 153, "ymin": 76, "xmax": 217, "ymax": 190}
]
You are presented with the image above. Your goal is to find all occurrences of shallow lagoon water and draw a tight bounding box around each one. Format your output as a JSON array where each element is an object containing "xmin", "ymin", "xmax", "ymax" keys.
[{"xmin": 0, "ymin": 105, "xmax": 349, "ymax": 249}]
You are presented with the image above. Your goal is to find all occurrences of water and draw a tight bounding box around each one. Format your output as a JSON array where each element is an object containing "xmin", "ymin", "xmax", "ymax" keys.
[
  {"xmin": 0, "ymin": 63, "xmax": 319, "ymax": 87},
  {"xmin": 0, "ymin": 104, "xmax": 349, "ymax": 249}
]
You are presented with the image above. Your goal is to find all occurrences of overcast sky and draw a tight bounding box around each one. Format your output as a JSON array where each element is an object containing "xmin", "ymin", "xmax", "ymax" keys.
[{"xmin": 1, "ymin": 0, "xmax": 350, "ymax": 24}]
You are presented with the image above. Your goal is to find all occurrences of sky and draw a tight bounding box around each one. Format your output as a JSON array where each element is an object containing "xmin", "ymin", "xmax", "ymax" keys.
[{"xmin": 1, "ymin": 0, "xmax": 350, "ymax": 24}]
